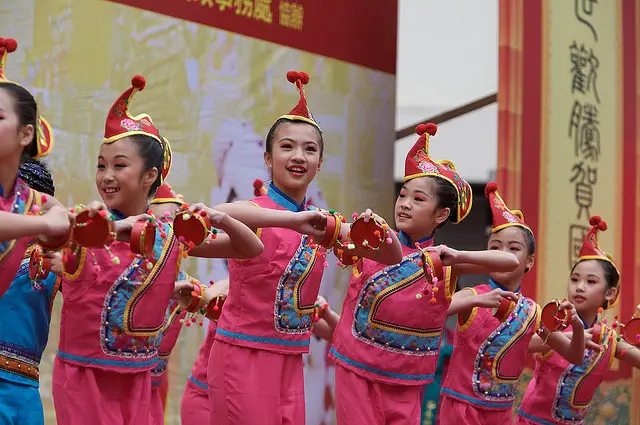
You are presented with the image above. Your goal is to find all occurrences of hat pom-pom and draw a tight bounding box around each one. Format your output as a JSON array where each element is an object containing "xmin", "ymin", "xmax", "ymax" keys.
[
  {"xmin": 286, "ymin": 71, "xmax": 300, "ymax": 83},
  {"xmin": 298, "ymin": 72, "xmax": 310, "ymax": 85},
  {"xmin": 589, "ymin": 215, "xmax": 608, "ymax": 231},
  {"xmin": 425, "ymin": 123, "xmax": 438, "ymax": 136},
  {"xmin": 484, "ymin": 181, "xmax": 498, "ymax": 197},
  {"xmin": 131, "ymin": 75, "xmax": 146, "ymax": 91},
  {"xmin": 416, "ymin": 123, "xmax": 438, "ymax": 137},
  {"xmin": 286, "ymin": 70, "xmax": 310, "ymax": 85},
  {"xmin": 4, "ymin": 38, "xmax": 17, "ymax": 53},
  {"xmin": 253, "ymin": 179, "xmax": 263, "ymax": 189}
]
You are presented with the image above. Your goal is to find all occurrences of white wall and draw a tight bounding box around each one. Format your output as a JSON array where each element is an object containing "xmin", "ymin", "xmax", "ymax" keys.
[{"xmin": 394, "ymin": 0, "xmax": 499, "ymax": 183}]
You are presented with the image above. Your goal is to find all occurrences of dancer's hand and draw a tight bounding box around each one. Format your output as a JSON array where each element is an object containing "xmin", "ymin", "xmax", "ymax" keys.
[
  {"xmin": 473, "ymin": 288, "xmax": 519, "ymax": 309},
  {"xmin": 424, "ymin": 245, "xmax": 460, "ymax": 266},
  {"xmin": 187, "ymin": 203, "xmax": 229, "ymax": 227},
  {"xmin": 293, "ymin": 210, "xmax": 327, "ymax": 239},
  {"xmin": 115, "ymin": 214, "xmax": 152, "ymax": 242}
]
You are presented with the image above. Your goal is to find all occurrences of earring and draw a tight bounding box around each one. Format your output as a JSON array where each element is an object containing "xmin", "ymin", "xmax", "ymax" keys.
[{"xmin": 524, "ymin": 267, "xmax": 530, "ymax": 273}]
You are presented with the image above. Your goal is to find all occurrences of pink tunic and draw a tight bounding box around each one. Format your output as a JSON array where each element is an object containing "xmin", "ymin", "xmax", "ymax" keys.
[
  {"xmin": 516, "ymin": 324, "xmax": 617, "ymax": 425},
  {"xmin": 53, "ymin": 222, "xmax": 180, "ymax": 425},
  {"xmin": 57, "ymin": 222, "xmax": 180, "ymax": 371},
  {"xmin": 209, "ymin": 184, "xmax": 327, "ymax": 425},
  {"xmin": 0, "ymin": 178, "xmax": 40, "ymax": 298},
  {"xmin": 440, "ymin": 281, "xmax": 541, "ymax": 411},
  {"xmin": 151, "ymin": 301, "xmax": 184, "ymax": 387},
  {"xmin": 214, "ymin": 195, "xmax": 326, "ymax": 354},
  {"xmin": 330, "ymin": 234, "xmax": 455, "ymax": 386}
]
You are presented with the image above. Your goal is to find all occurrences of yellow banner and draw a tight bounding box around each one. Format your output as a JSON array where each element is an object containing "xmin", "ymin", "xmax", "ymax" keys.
[
  {"xmin": 540, "ymin": 0, "xmax": 620, "ymax": 303},
  {"xmin": 541, "ymin": 1, "xmax": 632, "ymax": 422},
  {"xmin": 499, "ymin": 1, "xmax": 640, "ymax": 423}
]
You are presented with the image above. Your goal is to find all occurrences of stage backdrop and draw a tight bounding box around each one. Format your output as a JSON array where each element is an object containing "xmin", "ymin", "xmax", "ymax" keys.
[
  {"xmin": 498, "ymin": 0, "xmax": 640, "ymax": 423},
  {"xmin": 0, "ymin": 0, "xmax": 398, "ymax": 423}
]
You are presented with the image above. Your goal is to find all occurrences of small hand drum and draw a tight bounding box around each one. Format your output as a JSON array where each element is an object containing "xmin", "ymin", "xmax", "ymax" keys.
[
  {"xmin": 73, "ymin": 210, "xmax": 115, "ymax": 248},
  {"xmin": 206, "ymin": 295, "xmax": 226, "ymax": 321},
  {"xmin": 130, "ymin": 219, "xmax": 156, "ymax": 256},
  {"xmin": 622, "ymin": 317, "xmax": 640, "ymax": 347},
  {"xmin": 591, "ymin": 323, "xmax": 603, "ymax": 345},
  {"xmin": 420, "ymin": 249, "xmax": 444, "ymax": 283},
  {"xmin": 541, "ymin": 300, "xmax": 571, "ymax": 332},
  {"xmin": 173, "ymin": 211, "xmax": 211, "ymax": 247},
  {"xmin": 494, "ymin": 297, "xmax": 516, "ymax": 322},
  {"xmin": 29, "ymin": 246, "xmax": 51, "ymax": 281},
  {"xmin": 36, "ymin": 229, "xmax": 73, "ymax": 252},
  {"xmin": 334, "ymin": 247, "xmax": 359, "ymax": 266},
  {"xmin": 319, "ymin": 213, "xmax": 339, "ymax": 248},
  {"xmin": 349, "ymin": 216, "xmax": 385, "ymax": 250}
]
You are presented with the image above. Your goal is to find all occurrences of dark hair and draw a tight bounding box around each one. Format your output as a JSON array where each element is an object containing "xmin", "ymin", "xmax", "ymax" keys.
[
  {"xmin": 127, "ymin": 134, "xmax": 164, "ymax": 197},
  {"xmin": 0, "ymin": 83, "xmax": 39, "ymax": 161},
  {"xmin": 518, "ymin": 227, "xmax": 536, "ymax": 255},
  {"xmin": 428, "ymin": 176, "xmax": 458, "ymax": 229},
  {"xmin": 571, "ymin": 258, "xmax": 620, "ymax": 308},
  {"xmin": 265, "ymin": 118, "xmax": 324, "ymax": 158},
  {"xmin": 18, "ymin": 158, "xmax": 55, "ymax": 196}
]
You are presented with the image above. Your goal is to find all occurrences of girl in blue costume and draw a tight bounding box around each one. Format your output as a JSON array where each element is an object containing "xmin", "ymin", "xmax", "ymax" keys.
[
  {"xmin": 0, "ymin": 38, "xmax": 70, "ymax": 248},
  {"xmin": 0, "ymin": 159, "xmax": 61, "ymax": 424},
  {"xmin": 0, "ymin": 37, "xmax": 74, "ymax": 425}
]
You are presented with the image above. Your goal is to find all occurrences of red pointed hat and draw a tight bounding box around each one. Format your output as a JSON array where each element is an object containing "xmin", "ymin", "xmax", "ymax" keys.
[
  {"xmin": 485, "ymin": 182, "xmax": 532, "ymax": 234},
  {"xmin": 577, "ymin": 216, "xmax": 620, "ymax": 306},
  {"xmin": 0, "ymin": 38, "xmax": 53, "ymax": 159},
  {"xmin": 578, "ymin": 216, "xmax": 619, "ymax": 270},
  {"xmin": 150, "ymin": 183, "xmax": 184, "ymax": 205},
  {"xmin": 404, "ymin": 123, "xmax": 473, "ymax": 224},
  {"xmin": 278, "ymin": 71, "xmax": 320, "ymax": 130},
  {"xmin": 104, "ymin": 75, "xmax": 172, "ymax": 182},
  {"xmin": 253, "ymin": 179, "xmax": 267, "ymax": 197}
]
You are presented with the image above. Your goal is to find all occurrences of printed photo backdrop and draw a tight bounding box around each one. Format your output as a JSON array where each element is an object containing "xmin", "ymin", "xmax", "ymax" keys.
[{"xmin": 0, "ymin": 0, "xmax": 398, "ymax": 423}]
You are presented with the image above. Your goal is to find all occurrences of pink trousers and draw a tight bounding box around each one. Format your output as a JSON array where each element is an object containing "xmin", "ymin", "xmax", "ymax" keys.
[
  {"xmin": 334, "ymin": 364, "xmax": 421, "ymax": 425},
  {"xmin": 438, "ymin": 395, "xmax": 513, "ymax": 425},
  {"xmin": 180, "ymin": 379, "xmax": 210, "ymax": 425},
  {"xmin": 52, "ymin": 356, "xmax": 152, "ymax": 425},
  {"xmin": 208, "ymin": 340, "xmax": 305, "ymax": 425},
  {"xmin": 148, "ymin": 387, "xmax": 164, "ymax": 425}
]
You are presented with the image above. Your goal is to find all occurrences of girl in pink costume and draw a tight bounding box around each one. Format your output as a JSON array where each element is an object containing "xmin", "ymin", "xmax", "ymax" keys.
[
  {"xmin": 52, "ymin": 76, "xmax": 264, "ymax": 425},
  {"xmin": 329, "ymin": 124, "xmax": 524, "ymax": 425},
  {"xmin": 439, "ymin": 183, "xmax": 588, "ymax": 425},
  {"xmin": 186, "ymin": 70, "xmax": 403, "ymax": 425},
  {"xmin": 0, "ymin": 37, "xmax": 71, "ymax": 284},
  {"xmin": 515, "ymin": 216, "xmax": 640, "ymax": 425},
  {"xmin": 179, "ymin": 277, "xmax": 229, "ymax": 425},
  {"xmin": 148, "ymin": 183, "xmax": 219, "ymax": 425},
  {"xmin": 147, "ymin": 184, "xmax": 187, "ymax": 425}
]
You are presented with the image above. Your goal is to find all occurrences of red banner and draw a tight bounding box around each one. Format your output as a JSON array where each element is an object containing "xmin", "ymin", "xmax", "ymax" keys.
[{"xmin": 107, "ymin": 0, "xmax": 398, "ymax": 74}]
